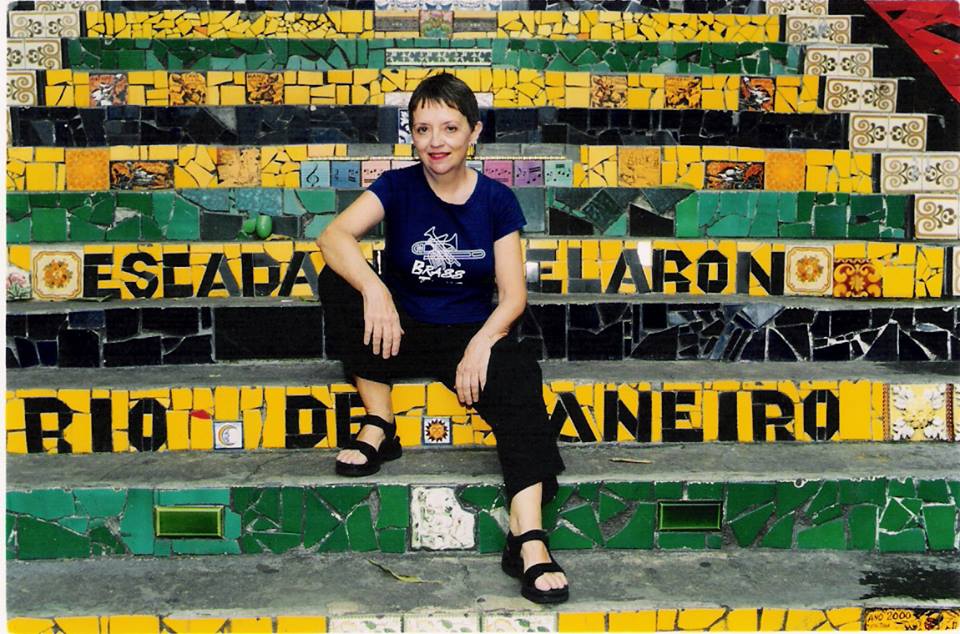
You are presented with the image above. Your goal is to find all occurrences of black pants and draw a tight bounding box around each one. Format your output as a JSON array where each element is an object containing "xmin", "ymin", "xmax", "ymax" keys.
[{"xmin": 318, "ymin": 266, "xmax": 565, "ymax": 505}]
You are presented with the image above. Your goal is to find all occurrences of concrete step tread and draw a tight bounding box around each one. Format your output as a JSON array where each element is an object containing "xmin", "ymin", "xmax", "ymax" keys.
[
  {"xmin": 7, "ymin": 444, "xmax": 959, "ymax": 491},
  {"xmin": 7, "ymin": 360, "xmax": 959, "ymax": 390},
  {"xmin": 7, "ymin": 550, "xmax": 959, "ymax": 618}
]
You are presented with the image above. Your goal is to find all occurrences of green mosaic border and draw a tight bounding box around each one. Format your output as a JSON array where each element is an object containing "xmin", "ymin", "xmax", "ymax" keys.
[
  {"xmin": 61, "ymin": 38, "xmax": 803, "ymax": 75},
  {"xmin": 6, "ymin": 479, "xmax": 958, "ymax": 560}
]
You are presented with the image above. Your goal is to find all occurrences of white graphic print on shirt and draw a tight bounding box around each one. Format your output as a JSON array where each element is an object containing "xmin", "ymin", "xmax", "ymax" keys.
[{"xmin": 410, "ymin": 226, "xmax": 486, "ymax": 282}]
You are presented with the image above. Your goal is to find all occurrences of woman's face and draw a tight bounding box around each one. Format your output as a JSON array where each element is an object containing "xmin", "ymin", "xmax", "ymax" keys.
[{"xmin": 411, "ymin": 100, "xmax": 481, "ymax": 177}]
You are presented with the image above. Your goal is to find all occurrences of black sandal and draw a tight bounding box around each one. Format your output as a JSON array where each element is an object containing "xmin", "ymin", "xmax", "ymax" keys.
[
  {"xmin": 501, "ymin": 529, "xmax": 569, "ymax": 604},
  {"xmin": 335, "ymin": 415, "xmax": 402, "ymax": 477}
]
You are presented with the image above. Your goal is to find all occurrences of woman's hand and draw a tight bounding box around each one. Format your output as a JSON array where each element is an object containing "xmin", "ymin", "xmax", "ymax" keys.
[
  {"xmin": 456, "ymin": 333, "xmax": 497, "ymax": 406},
  {"xmin": 361, "ymin": 281, "xmax": 404, "ymax": 359}
]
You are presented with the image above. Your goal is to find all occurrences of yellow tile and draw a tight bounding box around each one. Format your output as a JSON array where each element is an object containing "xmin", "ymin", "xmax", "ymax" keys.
[
  {"xmin": 8, "ymin": 618, "xmax": 58, "ymax": 634},
  {"xmin": 657, "ymin": 610, "xmax": 678, "ymax": 631},
  {"xmin": 262, "ymin": 387, "xmax": 286, "ymax": 448},
  {"xmin": 881, "ymin": 266, "xmax": 914, "ymax": 298},
  {"xmin": 220, "ymin": 85, "xmax": 245, "ymax": 105},
  {"xmin": 35, "ymin": 147, "xmax": 65, "ymax": 162},
  {"xmin": 25, "ymin": 163, "xmax": 57, "ymax": 191},
  {"xmin": 678, "ymin": 609, "xmax": 727, "ymax": 630},
  {"xmin": 726, "ymin": 610, "xmax": 759, "ymax": 632},
  {"xmin": 107, "ymin": 616, "xmax": 160, "ymax": 634},
  {"xmin": 166, "ymin": 410, "xmax": 190, "ymax": 451},
  {"xmin": 559, "ymin": 613, "xmax": 605, "ymax": 632},
  {"xmin": 758, "ymin": 608, "xmax": 786, "ymax": 631},
  {"xmin": 785, "ymin": 610, "xmax": 828, "ymax": 631},
  {"xmin": 609, "ymin": 611, "xmax": 656, "ymax": 632},
  {"xmin": 226, "ymin": 618, "xmax": 274, "ymax": 634},
  {"xmin": 826, "ymin": 608, "xmax": 863, "ymax": 629},
  {"xmin": 214, "ymin": 386, "xmax": 240, "ymax": 421},
  {"xmin": 53, "ymin": 616, "xmax": 103, "ymax": 634},
  {"xmin": 838, "ymin": 380, "xmax": 873, "ymax": 440}
]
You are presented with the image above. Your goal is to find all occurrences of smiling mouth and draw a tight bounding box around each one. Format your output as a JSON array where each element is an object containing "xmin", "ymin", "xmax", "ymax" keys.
[{"xmin": 427, "ymin": 152, "xmax": 450, "ymax": 160}]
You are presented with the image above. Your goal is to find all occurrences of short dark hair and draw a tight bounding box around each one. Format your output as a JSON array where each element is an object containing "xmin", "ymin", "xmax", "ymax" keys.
[{"xmin": 408, "ymin": 72, "xmax": 480, "ymax": 131}]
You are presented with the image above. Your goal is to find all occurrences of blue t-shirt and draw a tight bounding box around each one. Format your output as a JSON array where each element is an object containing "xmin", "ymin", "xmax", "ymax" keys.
[{"xmin": 368, "ymin": 164, "xmax": 526, "ymax": 324}]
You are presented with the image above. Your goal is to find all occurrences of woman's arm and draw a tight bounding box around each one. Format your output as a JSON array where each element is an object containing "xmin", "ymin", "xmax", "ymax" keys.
[
  {"xmin": 455, "ymin": 230, "xmax": 527, "ymax": 405},
  {"xmin": 316, "ymin": 191, "xmax": 404, "ymax": 359}
]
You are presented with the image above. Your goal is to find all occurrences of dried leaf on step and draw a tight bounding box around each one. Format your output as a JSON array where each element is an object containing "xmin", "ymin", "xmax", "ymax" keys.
[
  {"xmin": 367, "ymin": 559, "xmax": 438, "ymax": 584},
  {"xmin": 610, "ymin": 458, "xmax": 652, "ymax": 464}
]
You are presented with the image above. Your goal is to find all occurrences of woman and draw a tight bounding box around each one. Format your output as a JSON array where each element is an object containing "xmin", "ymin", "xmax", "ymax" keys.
[{"xmin": 316, "ymin": 73, "xmax": 568, "ymax": 604}]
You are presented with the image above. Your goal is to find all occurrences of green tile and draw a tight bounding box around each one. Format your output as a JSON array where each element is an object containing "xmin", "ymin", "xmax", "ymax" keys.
[
  {"xmin": 878, "ymin": 529, "xmax": 926, "ymax": 553},
  {"xmin": 654, "ymin": 482, "xmax": 683, "ymax": 500},
  {"xmin": 459, "ymin": 485, "xmax": 502, "ymax": 510},
  {"xmin": 239, "ymin": 534, "xmax": 263, "ymax": 554},
  {"xmin": 775, "ymin": 481, "xmax": 819, "ymax": 517},
  {"xmin": 232, "ymin": 487, "xmax": 258, "ymax": 512},
  {"xmin": 7, "ymin": 490, "xmax": 75, "ymax": 520},
  {"xmin": 812, "ymin": 504, "xmax": 844, "ymax": 525},
  {"xmin": 813, "ymin": 206, "xmax": 846, "ymax": 238},
  {"xmin": 157, "ymin": 489, "xmax": 230, "ymax": 506},
  {"xmin": 317, "ymin": 523, "xmax": 349, "ymax": 552},
  {"xmin": 675, "ymin": 193, "xmax": 700, "ymax": 237},
  {"xmin": 659, "ymin": 502, "xmax": 722, "ymax": 531},
  {"xmin": 476, "ymin": 512, "xmax": 506, "ymax": 554},
  {"xmin": 549, "ymin": 524, "xmax": 594, "ymax": 550},
  {"xmin": 779, "ymin": 222, "xmax": 811, "ymax": 238},
  {"xmin": 605, "ymin": 503, "xmax": 655, "ymax": 549},
  {"xmin": 706, "ymin": 533, "xmax": 722, "ymax": 549},
  {"xmin": 32, "ymin": 208, "xmax": 68, "ymax": 241},
  {"xmin": 7, "ymin": 217, "xmax": 31, "ymax": 243},
  {"xmin": 599, "ymin": 492, "xmax": 628, "ymax": 522},
  {"xmin": 760, "ymin": 514, "xmax": 794, "ymax": 549},
  {"xmin": 106, "ymin": 217, "xmax": 141, "ymax": 241},
  {"xmin": 254, "ymin": 489, "xmax": 281, "ymax": 522},
  {"xmin": 577, "ymin": 483, "xmax": 600, "ymax": 504},
  {"xmin": 378, "ymin": 528, "xmax": 406, "ymax": 553},
  {"xmin": 797, "ymin": 518, "xmax": 845, "ymax": 549},
  {"xmin": 918, "ymin": 480, "xmax": 950, "ymax": 503},
  {"xmin": 224, "ymin": 511, "xmax": 241, "ymax": 539},
  {"xmin": 141, "ymin": 217, "xmax": 164, "ymax": 240},
  {"xmin": 155, "ymin": 506, "xmax": 223, "ymax": 538},
  {"xmin": 119, "ymin": 489, "xmax": 154, "ymax": 555},
  {"xmin": 296, "ymin": 189, "xmax": 336, "ymax": 214},
  {"xmin": 281, "ymin": 487, "xmax": 303, "ymax": 534},
  {"xmin": 560, "ymin": 504, "xmax": 602, "ymax": 544},
  {"xmin": 686, "ymin": 482, "xmax": 723, "ymax": 500},
  {"xmin": 172, "ymin": 539, "xmax": 240, "ymax": 555},
  {"xmin": 69, "ymin": 216, "xmax": 106, "ymax": 240},
  {"xmin": 153, "ymin": 192, "xmax": 175, "ymax": 226},
  {"xmin": 922, "ymin": 505, "xmax": 956, "ymax": 550},
  {"xmin": 885, "ymin": 195, "xmax": 906, "ymax": 227},
  {"xmin": 839, "ymin": 479, "xmax": 886, "ymax": 506},
  {"xmin": 726, "ymin": 483, "xmax": 775, "ymax": 519},
  {"xmin": 304, "ymin": 493, "xmax": 339, "ymax": 548},
  {"xmin": 658, "ymin": 532, "xmax": 705, "ymax": 549},
  {"xmin": 256, "ymin": 532, "xmax": 302, "ymax": 554},
  {"xmin": 806, "ymin": 482, "xmax": 838, "ymax": 516},
  {"xmin": 541, "ymin": 485, "xmax": 575, "ymax": 530},
  {"xmin": 59, "ymin": 518, "xmax": 88, "ymax": 534},
  {"xmin": 90, "ymin": 194, "xmax": 116, "ymax": 225},
  {"xmin": 7, "ymin": 194, "xmax": 29, "ymax": 220},
  {"xmin": 730, "ymin": 502, "xmax": 773, "ymax": 546},
  {"xmin": 167, "ymin": 198, "xmax": 200, "ymax": 240},
  {"xmin": 346, "ymin": 505, "xmax": 377, "ymax": 552},
  {"xmin": 90, "ymin": 524, "xmax": 126, "ymax": 556},
  {"xmin": 949, "ymin": 482, "xmax": 960, "ymax": 509},
  {"xmin": 377, "ymin": 485, "xmax": 409, "ymax": 529},
  {"xmin": 304, "ymin": 214, "xmax": 334, "ymax": 239},
  {"xmin": 880, "ymin": 499, "xmax": 914, "ymax": 532},
  {"xmin": 316, "ymin": 486, "xmax": 372, "ymax": 516},
  {"xmin": 848, "ymin": 505, "xmax": 877, "ymax": 550},
  {"xmin": 17, "ymin": 516, "xmax": 90, "ymax": 560},
  {"xmin": 888, "ymin": 478, "xmax": 916, "ymax": 498}
]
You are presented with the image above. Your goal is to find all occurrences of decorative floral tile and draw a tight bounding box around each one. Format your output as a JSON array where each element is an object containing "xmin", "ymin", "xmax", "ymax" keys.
[
  {"xmin": 833, "ymin": 258, "xmax": 882, "ymax": 298},
  {"xmin": 664, "ymin": 76, "xmax": 701, "ymax": 109},
  {"xmin": 888, "ymin": 385, "xmax": 948, "ymax": 441},
  {"xmin": 739, "ymin": 77, "xmax": 775, "ymax": 112},
  {"xmin": 803, "ymin": 46, "xmax": 873, "ymax": 77},
  {"xmin": 422, "ymin": 417, "xmax": 453, "ymax": 445},
  {"xmin": 8, "ymin": 71, "xmax": 38, "ymax": 106},
  {"xmin": 405, "ymin": 613, "xmax": 479, "ymax": 632},
  {"xmin": 921, "ymin": 154, "xmax": 960, "ymax": 193},
  {"xmin": 420, "ymin": 10, "xmax": 453, "ymax": 37},
  {"xmin": 483, "ymin": 160, "xmax": 513, "ymax": 187},
  {"xmin": 513, "ymin": 160, "xmax": 543, "ymax": 187},
  {"xmin": 169, "ymin": 72, "xmax": 207, "ymax": 106},
  {"xmin": 766, "ymin": 0, "xmax": 828, "ymax": 15},
  {"xmin": 785, "ymin": 246, "xmax": 832, "ymax": 295},
  {"xmin": 246, "ymin": 72, "xmax": 283, "ymax": 105},
  {"xmin": 914, "ymin": 195, "xmax": 960, "ymax": 240},
  {"xmin": 32, "ymin": 248, "xmax": 83, "ymax": 300},
  {"xmin": 849, "ymin": 114, "xmax": 927, "ymax": 151},
  {"xmin": 544, "ymin": 160, "xmax": 573, "ymax": 187},
  {"xmin": 328, "ymin": 616, "xmax": 402, "ymax": 633},
  {"xmin": 705, "ymin": 161, "xmax": 764, "ymax": 190},
  {"xmin": 9, "ymin": 10, "xmax": 81, "ymax": 37},
  {"xmin": 452, "ymin": 15, "xmax": 498, "ymax": 33},
  {"xmin": 216, "ymin": 148, "xmax": 260, "ymax": 188},
  {"xmin": 7, "ymin": 265, "xmax": 32, "ymax": 301},
  {"xmin": 213, "ymin": 422, "xmax": 243, "ymax": 450},
  {"xmin": 785, "ymin": 16, "xmax": 852, "ymax": 44},
  {"xmin": 362, "ymin": 160, "xmax": 391, "ymax": 188},
  {"xmin": 386, "ymin": 48, "xmax": 491, "ymax": 66},
  {"xmin": 591, "ymin": 75, "xmax": 628, "ymax": 108},
  {"xmin": 35, "ymin": 0, "xmax": 100, "ymax": 11},
  {"xmin": 110, "ymin": 161, "xmax": 174, "ymax": 190},
  {"xmin": 482, "ymin": 615, "xmax": 557, "ymax": 632},
  {"xmin": 66, "ymin": 148, "xmax": 110, "ymax": 191},
  {"xmin": 824, "ymin": 78, "xmax": 897, "ymax": 113},
  {"xmin": 882, "ymin": 153, "xmax": 960, "ymax": 193},
  {"xmin": 88, "ymin": 73, "xmax": 128, "ymax": 106},
  {"xmin": 410, "ymin": 486, "xmax": 475, "ymax": 550},
  {"xmin": 8, "ymin": 38, "xmax": 62, "ymax": 70},
  {"xmin": 376, "ymin": 0, "xmax": 420, "ymax": 10}
]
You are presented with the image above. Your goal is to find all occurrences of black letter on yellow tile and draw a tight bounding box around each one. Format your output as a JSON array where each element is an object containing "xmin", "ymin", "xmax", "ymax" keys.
[
  {"xmin": 751, "ymin": 390, "xmax": 796, "ymax": 441},
  {"xmin": 24, "ymin": 398, "xmax": 74, "ymax": 454},
  {"xmin": 285, "ymin": 395, "xmax": 328, "ymax": 449},
  {"xmin": 121, "ymin": 252, "xmax": 160, "ymax": 299}
]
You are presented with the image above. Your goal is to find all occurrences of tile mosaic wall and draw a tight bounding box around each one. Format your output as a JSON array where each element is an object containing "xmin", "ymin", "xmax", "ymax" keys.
[
  {"xmin": 6, "ymin": 239, "xmax": 951, "ymax": 302},
  {"xmin": 5, "ymin": 379, "xmax": 958, "ymax": 453},
  {"xmin": 9, "ymin": 608, "xmax": 959, "ymax": 633},
  {"xmin": 6, "ymin": 479, "xmax": 959, "ymax": 559}
]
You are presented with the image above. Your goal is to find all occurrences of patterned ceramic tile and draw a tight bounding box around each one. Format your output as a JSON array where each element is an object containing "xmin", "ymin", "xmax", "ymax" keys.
[
  {"xmin": 410, "ymin": 487, "xmax": 475, "ymax": 550},
  {"xmin": 328, "ymin": 616, "xmax": 402, "ymax": 633},
  {"xmin": 32, "ymin": 248, "xmax": 83, "ymax": 300},
  {"xmin": 7, "ymin": 265, "xmax": 32, "ymax": 301},
  {"xmin": 216, "ymin": 148, "xmax": 260, "ymax": 188},
  {"xmin": 374, "ymin": 12, "xmax": 421, "ymax": 32},
  {"xmin": 764, "ymin": 151, "xmax": 806, "ymax": 191},
  {"xmin": 914, "ymin": 195, "xmax": 960, "ymax": 240},
  {"xmin": 169, "ymin": 72, "xmax": 207, "ymax": 106},
  {"xmin": 785, "ymin": 246, "xmax": 832, "ymax": 295},
  {"xmin": 7, "ymin": 71, "xmax": 38, "ymax": 106},
  {"xmin": 833, "ymin": 258, "xmax": 882, "ymax": 298},
  {"xmin": 110, "ymin": 161, "xmax": 174, "ymax": 190},
  {"xmin": 420, "ymin": 10, "xmax": 453, "ymax": 37},
  {"xmin": 921, "ymin": 154, "xmax": 960, "ymax": 193},
  {"xmin": 246, "ymin": 72, "xmax": 283, "ymax": 105},
  {"xmin": 803, "ymin": 46, "xmax": 873, "ymax": 77},
  {"xmin": 66, "ymin": 148, "xmax": 110, "ymax": 191},
  {"xmin": 88, "ymin": 73, "xmax": 128, "ymax": 106},
  {"xmin": 882, "ymin": 153, "xmax": 960, "ymax": 194},
  {"xmin": 544, "ymin": 160, "xmax": 573, "ymax": 187},
  {"xmin": 618, "ymin": 148, "xmax": 661, "ymax": 188},
  {"xmin": 376, "ymin": 0, "xmax": 420, "ymax": 9},
  {"xmin": 35, "ymin": 0, "xmax": 100, "ymax": 10},
  {"xmin": 767, "ymin": 0, "xmax": 829, "ymax": 15},
  {"xmin": 888, "ymin": 385, "xmax": 949, "ymax": 441},
  {"xmin": 482, "ymin": 615, "xmax": 557, "ymax": 632},
  {"xmin": 8, "ymin": 10, "xmax": 81, "ymax": 37},
  {"xmin": 301, "ymin": 161, "xmax": 331, "ymax": 188},
  {"xmin": 385, "ymin": 48, "xmax": 491, "ymax": 66},
  {"xmin": 483, "ymin": 160, "xmax": 513, "ymax": 186},
  {"xmin": 422, "ymin": 417, "xmax": 453, "ymax": 445},
  {"xmin": 664, "ymin": 76, "xmax": 702, "ymax": 109},
  {"xmin": 404, "ymin": 614, "xmax": 479, "ymax": 632},
  {"xmin": 785, "ymin": 16, "xmax": 852, "ymax": 44},
  {"xmin": 591, "ymin": 75, "xmax": 628, "ymax": 108},
  {"xmin": 849, "ymin": 115, "xmax": 927, "ymax": 151},
  {"xmin": 384, "ymin": 92, "xmax": 412, "ymax": 107},
  {"xmin": 362, "ymin": 160, "xmax": 391, "ymax": 188},
  {"xmin": 513, "ymin": 160, "xmax": 543, "ymax": 187},
  {"xmin": 823, "ymin": 78, "xmax": 897, "ymax": 113},
  {"xmin": 705, "ymin": 161, "xmax": 765, "ymax": 190},
  {"xmin": 213, "ymin": 422, "xmax": 243, "ymax": 450},
  {"xmin": 7, "ymin": 38, "xmax": 62, "ymax": 70},
  {"xmin": 739, "ymin": 77, "xmax": 775, "ymax": 112}
]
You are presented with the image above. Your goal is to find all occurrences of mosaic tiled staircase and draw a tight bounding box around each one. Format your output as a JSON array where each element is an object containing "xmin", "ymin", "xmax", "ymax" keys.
[{"xmin": 5, "ymin": 0, "xmax": 960, "ymax": 632}]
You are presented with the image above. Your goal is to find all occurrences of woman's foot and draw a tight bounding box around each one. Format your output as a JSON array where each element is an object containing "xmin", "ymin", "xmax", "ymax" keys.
[
  {"xmin": 334, "ymin": 415, "xmax": 402, "ymax": 477},
  {"xmin": 336, "ymin": 424, "xmax": 385, "ymax": 466},
  {"xmin": 520, "ymin": 539, "xmax": 568, "ymax": 592}
]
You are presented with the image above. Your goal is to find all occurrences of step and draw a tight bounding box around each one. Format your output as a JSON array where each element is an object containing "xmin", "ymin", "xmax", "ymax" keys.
[
  {"xmin": 7, "ymin": 550, "xmax": 960, "ymax": 628},
  {"xmin": 6, "ymin": 444, "xmax": 959, "ymax": 560},
  {"xmin": 6, "ymin": 360, "xmax": 959, "ymax": 454}
]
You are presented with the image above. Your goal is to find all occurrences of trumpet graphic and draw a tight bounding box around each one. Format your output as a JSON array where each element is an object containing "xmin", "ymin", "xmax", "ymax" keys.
[{"xmin": 411, "ymin": 227, "xmax": 485, "ymax": 268}]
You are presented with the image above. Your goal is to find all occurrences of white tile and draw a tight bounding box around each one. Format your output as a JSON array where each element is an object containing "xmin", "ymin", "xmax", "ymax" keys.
[
  {"xmin": 410, "ymin": 486, "xmax": 475, "ymax": 550},
  {"xmin": 804, "ymin": 46, "xmax": 873, "ymax": 77},
  {"xmin": 385, "ymin": 91, "xmax": 413, "ymax": 107},
  {"xmin": 481, "ymin": 614, "xmax": 557, "ymax": 632},
  {"xmin": 32, "ymin": 248, "xmax": 84, "ymax": 300},
  {"xmin": 849, "ymin": 114, "xmax": 927, "ymax": 151},
  {"xmin": 329, "ymin": 616, "xmax": 402, "ymax": 633},
  {"xmin": 8, "ymin": 71, "xmax": 39, "ymax": 106},
  {"xmin": 921, "ymin": 154, "xmax": 960, "ymax": 193},
  {"xmin": 824, "ymin": 78, "xmax": 897, "ymax": 113},
  {"xmin": 35, "ymin": 0, "xmax": 100, "ymax": 11},
  {"xmin": 405, "ymin": 613, "xmax": 480, "ymax": 632},
  {"xmin": 914, "ymin": 195, "xmax": 960, "ymax": 240},
  {"xmin": 881, "ymin": 154, "xmax": 924, "ymax": 193},
  {"xmin": 785, "ymin": 16, "xmax": 852, "ymax": 43},
  {"xmin": 9, "ymin": 10, "xmax": 82, "ymax": 37},
  {"xmin": 785, "ymin": 245, "xmax": 832, "ymax": 295},
  {"xmin": 16, "ymin": 38, "xmax": 63, "ymax": 70},
  {"xmin": 7, "ymin": 265, "xmax": 32, "ymax": 302},
  {"xmin": 214, "ymin": 422, "xmax": 244, "ymax": 450},
  {"xmin": 422, "ymin": 416, "xmax": 453, "ymax": 444},
  {"xmin": 767, "ymin": 0, "xmax": 828, "ymax": 15}
]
